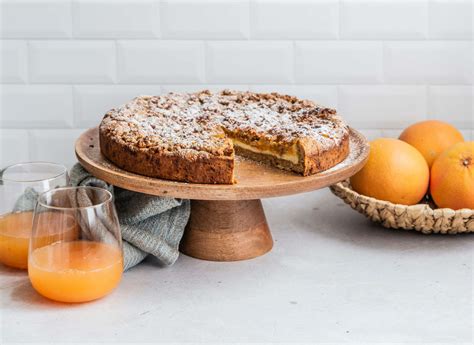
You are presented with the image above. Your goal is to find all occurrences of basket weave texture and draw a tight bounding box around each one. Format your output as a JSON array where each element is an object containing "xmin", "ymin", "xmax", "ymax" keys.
[{"xmin": 330, "ymin": 180, "xmax": 474, "ymax": 234}]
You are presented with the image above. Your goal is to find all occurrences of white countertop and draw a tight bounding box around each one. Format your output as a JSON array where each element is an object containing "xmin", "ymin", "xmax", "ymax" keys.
[{"xmin": 1, "ymin": 189, "xmax": 473, "ymax": 344}]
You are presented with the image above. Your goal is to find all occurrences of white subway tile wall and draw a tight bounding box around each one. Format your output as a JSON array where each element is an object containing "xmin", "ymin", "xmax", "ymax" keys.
[
  {"xmin": 29, "ymin": 40, "xmax": 117, "ymax": 83},
  {"xmin": 0, "ymin": 40, "xmax": 27, "ymax": 83},
  {"xmin": 338, "ymin": 85, "xmax": 427, "ymax": 129},
  {"xmin": 427, "ymin": 85, "xmax": 473, "ymax": 128},
  {"xmin": 206, "ymin": 41, "xmax": 294, "ymax": 83},
  {"xmin": 162, "ymin": 0, "xmax": 249, "ymax": 39},
  {"xmin": 0, "ymin": 0, "xmax": 72, "ymax": 38},
  {"xmin": 250, "ymin": 0, "xmax": 339, "ymax": 39},
  {"xmin": 0, "ymin": 0, "xmax": 472, "ymax": 168},
  {"xmin": 429, "ymin": 0, "xmax": 473, "ymax": 39},
  {"xmin": 384, "ymin": 41, "xmax": 472, "ymax": 84},
  {"xmin": 294, "ymin": 41, "xmax": 383, "ymax": 83},
  {"xmin": 117, "ymin": 40, "xmax": 205, "ymax": 83},
  {"xmin": 1, "ymin": 85, "xmax": 74, "ymax": 128},
  {"xmin": 73, "ymin": 0, "xmax": 161, "ymax": 39},
  {"xmin": 340, "ymin": 0, "xmax": 428, "ymax": 39}
]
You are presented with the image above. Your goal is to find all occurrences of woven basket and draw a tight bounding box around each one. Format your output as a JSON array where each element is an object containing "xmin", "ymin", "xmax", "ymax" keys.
[{"xmin": 330, "ymin": 180, "xmax": 474, "ymax": 234}]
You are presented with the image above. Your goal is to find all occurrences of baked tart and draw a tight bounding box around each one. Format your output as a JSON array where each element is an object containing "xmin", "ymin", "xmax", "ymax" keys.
[{"xmin": 99, "ymin": 90, "xmax": 350, "ymax": 184}]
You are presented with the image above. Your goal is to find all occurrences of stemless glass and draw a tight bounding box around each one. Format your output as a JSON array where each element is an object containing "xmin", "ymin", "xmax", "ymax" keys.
[
  {"xmin": 28, "ymin": 186, "xmax": 123, "ymax": 303},
  {"xmin": 0, "ymin": 162, "xmax": 69, "ymax": 269}
]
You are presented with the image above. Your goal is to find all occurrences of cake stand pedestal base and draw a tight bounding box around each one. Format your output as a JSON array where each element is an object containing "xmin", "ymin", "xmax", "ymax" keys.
[{"xmin": 179, "ymin": 199, "xmax": 273, "ymax": 261}]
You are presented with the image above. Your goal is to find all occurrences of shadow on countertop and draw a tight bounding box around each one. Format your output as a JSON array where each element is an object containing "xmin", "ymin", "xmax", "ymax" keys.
[
  {"xmin": 265, "ymin": 191, "xmax": 474, "ymax": 254},
  {"xmin": 308, "ymin": 201, "xmax": 474, "ymax": 252}
]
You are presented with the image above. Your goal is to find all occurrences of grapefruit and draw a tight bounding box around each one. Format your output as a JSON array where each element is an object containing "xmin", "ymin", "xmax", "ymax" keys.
[
  {"xmin": 350, "ymin": 138, "xmax": 430, "ymax": 205},
  {"xmin": 399, "ymin": 120, "xmax": 464, "ymax": 167},
  {"xmin": 430, "ymin": 141, "xmax": 474, "ymax": 210}
]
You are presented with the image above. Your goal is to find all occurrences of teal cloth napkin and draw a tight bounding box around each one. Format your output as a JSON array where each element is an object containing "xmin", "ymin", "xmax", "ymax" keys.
[{"xmin": 7, "ymin": 163, "xmax": 191, "ymax": 270}]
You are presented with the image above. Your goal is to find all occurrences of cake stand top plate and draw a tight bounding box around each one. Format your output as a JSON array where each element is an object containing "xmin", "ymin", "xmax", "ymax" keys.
[{"xmin": 75, "ymin": 127, "xmax": 369, "ymax": 200}]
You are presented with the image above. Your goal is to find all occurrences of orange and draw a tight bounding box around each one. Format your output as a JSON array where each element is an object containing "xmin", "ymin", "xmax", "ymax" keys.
[
  {"xmin": 399, "ymin": 120, "xmax": 464, "ymax": 167},
  {"xmin": 430, "ymin": 141, "xmax": 474, "ymax": 210},
  {"xmin": 350, "ymin": 138, "xmax": 429, "ymax": 205}
]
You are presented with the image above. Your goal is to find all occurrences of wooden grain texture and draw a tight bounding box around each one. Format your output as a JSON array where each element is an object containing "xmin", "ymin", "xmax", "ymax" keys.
[
  {"xmin": 180, "ymin": 200, "xmax": 273, "ymax": 261},
  {"xmin": 75, "ymin": 127, "xmax": 369, "ymax": 201}
]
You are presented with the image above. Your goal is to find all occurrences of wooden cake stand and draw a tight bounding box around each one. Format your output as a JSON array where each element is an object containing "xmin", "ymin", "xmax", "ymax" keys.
[{"xmin": 76, "ymin": 128, "xmax": 369, "ymax": 262}]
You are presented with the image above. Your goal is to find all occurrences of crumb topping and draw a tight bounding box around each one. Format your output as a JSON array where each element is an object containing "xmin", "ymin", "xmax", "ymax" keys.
[{"xmin": 100, "ymin": 89, "xmax": 349, "ymax": 156}]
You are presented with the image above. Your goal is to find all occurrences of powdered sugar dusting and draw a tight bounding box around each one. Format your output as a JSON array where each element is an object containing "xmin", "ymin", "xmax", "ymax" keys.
[{"xmin": 100, "ymin": 90, "xmax": 349, "ymax": 155}]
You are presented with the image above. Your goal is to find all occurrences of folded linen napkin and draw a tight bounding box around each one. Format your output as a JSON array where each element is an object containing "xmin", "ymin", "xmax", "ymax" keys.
[{"xmin": 8, "ymin": 163, "xmax": 191, "ymax": 270}]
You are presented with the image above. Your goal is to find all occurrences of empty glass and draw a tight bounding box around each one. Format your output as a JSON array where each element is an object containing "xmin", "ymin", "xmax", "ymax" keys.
[
  {"xmin": 0, "ymin": 162, "xmax": 69, "ymax": 269},
  {"xmin": 28, "ymin": 186, "xmax": 123, "ymax": 303}
]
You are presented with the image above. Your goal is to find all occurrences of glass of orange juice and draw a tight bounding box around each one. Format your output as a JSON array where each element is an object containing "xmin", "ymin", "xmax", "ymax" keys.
[
  {"xmin": 28, "ymin": 186, "xmax": 123, "ymax": 303},
  {"xmin": 0, "ymin": 162, "xmax": 69, "ymax": 269}
]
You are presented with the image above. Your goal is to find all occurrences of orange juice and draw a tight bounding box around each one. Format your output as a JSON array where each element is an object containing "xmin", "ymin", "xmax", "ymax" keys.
[
  {"xmin": 0, "ymin": 211, "xmax": 77, "ymax": 269},
  {"xmin": 28, "ymin": 241, "xmax": 123, "ymax": 303},
  {"xmin": 0, "ymin": 212, "xmax": 34, "ymax": 269}
]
